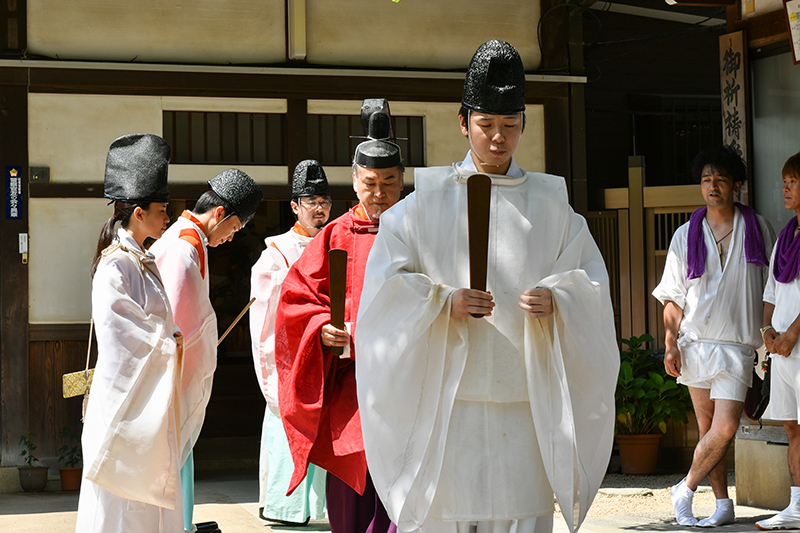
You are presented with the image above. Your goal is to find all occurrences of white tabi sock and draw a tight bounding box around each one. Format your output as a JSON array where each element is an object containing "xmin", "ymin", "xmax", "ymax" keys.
[
  {"xmin": 756, "ymin": 488, "xmax": 800, "ymax": 530},
  {"xmin": 671, "ymin": 478, "xmax": 698, "ymax": 526},
  {"xmin": 697, "ymin": 498, "xmax": 734, "ymax": 527}
]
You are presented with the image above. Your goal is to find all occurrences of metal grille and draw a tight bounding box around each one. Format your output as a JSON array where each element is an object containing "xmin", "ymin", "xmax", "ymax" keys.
[{"xmin": 163, "ymin": 111, "xmax": 286, "ymax": 165}]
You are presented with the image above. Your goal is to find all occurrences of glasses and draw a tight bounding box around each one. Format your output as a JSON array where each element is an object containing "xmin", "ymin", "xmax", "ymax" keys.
[{"xmin": 299, "ymin": 200, "xmax": 332, "ymax": 209}]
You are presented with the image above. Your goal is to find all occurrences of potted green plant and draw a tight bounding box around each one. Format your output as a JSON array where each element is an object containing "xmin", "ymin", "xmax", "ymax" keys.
[
  {"xmin": 615, "ymin": 334, "xmax": 693, "ymax": 474},
  {"xmin": 57, "ymin": 423, "xmax": 83, "ymax": 491},
  {"xmin": 18, "ymin": 431, "xmax": 49, "ymax": 492}
]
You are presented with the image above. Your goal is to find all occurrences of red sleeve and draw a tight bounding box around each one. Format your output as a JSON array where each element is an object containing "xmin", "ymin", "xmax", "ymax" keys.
[{"xmin": 275, "ymin": 221, "xmax": 367, "ymax": 496}]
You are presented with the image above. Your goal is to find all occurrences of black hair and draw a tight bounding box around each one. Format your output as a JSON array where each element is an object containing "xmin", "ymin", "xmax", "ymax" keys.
[
  {"xmin": 783, "ymin": 151, "xmax": 800, "ymax": 180},
  {"xmin": 91, "ymin": 201, "xmax": 152, "ymax": 278},
  {"xmin": 690, "ymin": 147, "xmax": 746, "ymax": 185},
  {"xmin": 193, "ymin": 190, "xmax": 233, "ymax": 218},
  {"xmin": 458, "ymin": 105, "xmax": 527, "ymax": 134}
]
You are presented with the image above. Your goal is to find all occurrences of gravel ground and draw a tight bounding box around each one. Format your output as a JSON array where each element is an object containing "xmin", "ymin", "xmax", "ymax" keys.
[{"xmin": 555, "ymin": 472, "xmax": 737, "ymax": 519}]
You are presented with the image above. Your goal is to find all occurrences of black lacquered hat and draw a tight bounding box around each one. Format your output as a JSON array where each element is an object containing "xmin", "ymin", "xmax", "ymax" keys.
[
  {"xmin": 208, "ymin": 168, "xmax": 263, "ymax": 226},
  {"xmin": 104, "ymin": 133, "xmax": 171, "ymax": 203},
  {"xmin": 354, "ymin": 98, "xmax": 403, "ymax": 170},
  {"xmin": 462, "ymin": 40, "xmax": 526, "ymax": 115},
  {"xmin": 292, "ymin": 160, "xmax": 330, "ymax": 198}
]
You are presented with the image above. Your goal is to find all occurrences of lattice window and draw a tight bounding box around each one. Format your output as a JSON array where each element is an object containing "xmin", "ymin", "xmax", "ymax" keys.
[
  {"xmin": 307, "ymin": 115, "xmax": 425, "ymax": 167},
  {"xmin": 163, "ymin": 111, "xmax": 286, "ymax": 165}
]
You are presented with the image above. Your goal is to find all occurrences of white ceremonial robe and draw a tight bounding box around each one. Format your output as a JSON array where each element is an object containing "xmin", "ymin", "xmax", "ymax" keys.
[
  {"xmin": 77, "ymin": 228, "xmax": 183, "ymax": 533},
  {"xmin": 250, "ymin": 227, "xmax": 312, "ymax": 414},
  {"xmin": 355, "ymin": 154, "xmax": 619, "ymax": 533},
  {"xmin": 765, "ymin": 246, "xmax": 800, "ymax": 358},
  {"xmin": 151, "ymin": 214, "xmax": 218, "ymax": 463},
  {"xmin": 652, "ymin": 208, "xmax": 775, "ymax": 388},
  {"xmin": 250, "ymin": 226, "xmax": 327, "ymax": 520},
  {"xmin": 763, "ymin": 246, "xmax": 800, "ymax": 420}
]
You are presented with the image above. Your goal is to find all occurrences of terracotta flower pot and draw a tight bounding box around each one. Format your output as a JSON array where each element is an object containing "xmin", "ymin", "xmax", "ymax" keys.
[
  {"xmin": 616, "ymin": 433, "xmax": 662, "ymax": 474},
  {"xmin": 18, "ymin": 466, "xmax": 49, "ymax": 492},
  {"xmin": 59, "ymin": 467, "xmax": 82, "ymax": 491}
]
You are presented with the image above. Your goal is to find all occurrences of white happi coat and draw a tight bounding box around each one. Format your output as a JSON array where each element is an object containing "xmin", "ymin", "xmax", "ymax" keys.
[
  {"xmin": 652, "ymin": 208, "xmax": 775, "ymax": 387},
  {"xmin": 151, "ymin": 213, "xmax": 218, "ymax": 463},
  {"xmin": 250, "ymin": 225, "xmax": 313, "ymax": 413},
  {"xmin": 355, "ymin": 155, "xmax": 619, "ymax": 533},
  {"xmin": 77, "ymin": 228, "xmax": 183, "ymax": 533}
]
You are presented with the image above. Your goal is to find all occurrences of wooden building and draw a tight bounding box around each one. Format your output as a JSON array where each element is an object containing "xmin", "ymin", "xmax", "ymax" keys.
[{"xmin": 0, "ymin": 0, "xmax": 594, "ymax": 470}]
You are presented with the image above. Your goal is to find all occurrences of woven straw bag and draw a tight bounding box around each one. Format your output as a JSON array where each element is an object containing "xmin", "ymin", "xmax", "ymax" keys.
[{"xmin": 62, "ymin": 320, "xmax": 95, "ymax": 398}]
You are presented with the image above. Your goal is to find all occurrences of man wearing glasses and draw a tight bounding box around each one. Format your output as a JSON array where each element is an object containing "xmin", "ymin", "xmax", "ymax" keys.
[{"xmin": 250, "ymin": 160, "xmax": 331, "ymax": 525}]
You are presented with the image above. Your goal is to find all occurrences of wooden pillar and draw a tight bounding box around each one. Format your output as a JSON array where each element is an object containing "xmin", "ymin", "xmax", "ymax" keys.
[
  {"xmin": 568, "ymin": 5, "xmax": 588, "ymax": 215},
  {"xmin": 570, "ymin": 83, "xmax": 588, "ymax": 215},
  {"xmin": 0, "ymin": 77, "xmax": 29, "ymax": 466},
  {"xmin": 628, "ymin": 156, "xmax": 647, "ymax": 337},
  {"xmin": 286, "ymin": 98, "xmax": 309, "ymax": 183},
  {"xmin": 544, "ymin": 99, "xmax": 571, "ymax": 191}
]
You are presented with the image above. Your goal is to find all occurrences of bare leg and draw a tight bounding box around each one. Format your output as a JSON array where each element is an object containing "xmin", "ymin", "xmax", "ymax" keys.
[{"xmin": 684, "ymin": 389, "xmax": 741, "ymax": 498}]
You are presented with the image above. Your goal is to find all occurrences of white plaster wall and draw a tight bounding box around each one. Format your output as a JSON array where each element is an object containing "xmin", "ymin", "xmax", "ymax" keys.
[
  {"xmin": 170, "ymin": 165, "xmax": 289, "ymax": 185},
  {"xmin": 161, "ymin": 97, "xmax": 288, "ymax": 114},
  {"xmin": 29, "ymin": 94, "xmax": 163, "ymax": 183},
  {"xmin": 29, "ymin": 198, "xmax": 112, "ymax": 323},
  {"xmin": 27, "ymin": 0, "xmax": 286, "ymax": 64},
  {"xmin": 306, "ymin": 0, "xmax": 541, "ymax": 70}
]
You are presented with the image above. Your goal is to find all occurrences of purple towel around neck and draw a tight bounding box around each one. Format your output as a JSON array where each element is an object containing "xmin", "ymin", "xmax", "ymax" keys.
[
  {"xmin": 686, "ymin": 202, "xmax": 767, "ymax": 279},
  {"xmin": 773, "ymin": 216, "xmax": 800, "ymax": 283}
]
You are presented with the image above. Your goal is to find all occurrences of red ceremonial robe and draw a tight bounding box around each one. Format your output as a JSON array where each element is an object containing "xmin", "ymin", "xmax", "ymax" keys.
[{"xmin": 275, "ymin": 204, "xmax": 378, "ymax": 497}]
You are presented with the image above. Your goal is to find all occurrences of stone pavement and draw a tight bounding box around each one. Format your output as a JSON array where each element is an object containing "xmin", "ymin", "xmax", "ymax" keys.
[{"xmin": 0, "ymin": 470, "xmax": 781, "ymax": 533}]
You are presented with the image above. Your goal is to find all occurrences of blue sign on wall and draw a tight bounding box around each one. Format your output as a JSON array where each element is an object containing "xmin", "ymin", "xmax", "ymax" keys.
[{"xmin": 6, "ymin": 166, "xmax": 22, "ymax": 220}]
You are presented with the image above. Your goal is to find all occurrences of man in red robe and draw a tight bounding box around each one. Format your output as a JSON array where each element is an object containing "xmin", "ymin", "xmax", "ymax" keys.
[{"xmin": 275, "ymin": 99, "xmax": 403, "ymax": 533}]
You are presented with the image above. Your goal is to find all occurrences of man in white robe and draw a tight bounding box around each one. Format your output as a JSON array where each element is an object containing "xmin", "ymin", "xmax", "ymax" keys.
[
  {"xmin": 250, "ymin": 160, "xmax": 330, "ymax": 524},
  {"xmin": 653, "ymin": 147, "xmax": 774, "ymax": 527},
  {"xmin": 151, "ymin": 168, "xmax": 263, "ymax": 532},
  {"xmin": 355, "ymin": 41, "xmax": 618, "ymax": 533}
]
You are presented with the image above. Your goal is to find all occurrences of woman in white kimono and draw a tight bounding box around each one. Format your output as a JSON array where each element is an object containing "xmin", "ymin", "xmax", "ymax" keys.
[{"xmin": 76, "ymin": 133, "xmax": 185, "ymax": 533}]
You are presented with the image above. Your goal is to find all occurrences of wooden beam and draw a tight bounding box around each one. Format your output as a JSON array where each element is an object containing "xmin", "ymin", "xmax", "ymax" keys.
[
  {"xmin": 21, "ymin": 66, "xmax": 569, "ymax": 103},
  {"xmin": 729, "ymin": 7, "xmax": 789, "ymax": 49},
  {"xmin": 29, "ymin": 182, "xmax": 400, "ymax": 201}
]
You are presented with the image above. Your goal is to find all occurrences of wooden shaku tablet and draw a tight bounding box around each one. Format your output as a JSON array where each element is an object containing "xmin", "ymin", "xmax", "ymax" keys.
[
  {"xmin": 328, "ymin": 248, "xmax": 348, "ymax": 356},
  {"xmin": 468, "ymin": 174, "xmax": 492, "ymax": 318}
]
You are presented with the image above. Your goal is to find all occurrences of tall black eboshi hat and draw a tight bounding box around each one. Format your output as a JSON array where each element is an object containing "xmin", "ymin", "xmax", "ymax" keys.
[
  {"xmin": 104, "ymin": 133, "xmax": 171, "ymax": 203},
  {"xmin": 292, "ymin": 160, "xmax": 330, "ymax": 198},
  {"xmin": 208, "ymin": 168, "xmax": 263, "ymax": 226},
  {"xmin": 353, "ymin": 98, "xmax": 403, "ymax": 170},
  {"xmin": 462, "ymin": 40, "xmax": 526, "ymax": 115}
]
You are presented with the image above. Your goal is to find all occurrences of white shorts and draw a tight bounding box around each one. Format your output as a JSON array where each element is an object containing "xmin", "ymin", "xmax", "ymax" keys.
[
  {"xmin": 687, "ymin": 371, "xmax": 748, "ymax": 402},
  {"xmin": 766, "ymin": 355, "xmax": 800, "ymax": 420}
]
